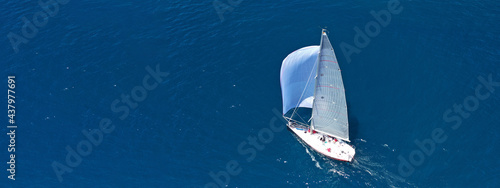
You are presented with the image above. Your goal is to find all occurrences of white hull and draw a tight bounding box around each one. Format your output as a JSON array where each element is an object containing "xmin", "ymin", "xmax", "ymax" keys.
[{"xmin": 288, "ymin": 123, "xmax": 355, "ymax": 162}]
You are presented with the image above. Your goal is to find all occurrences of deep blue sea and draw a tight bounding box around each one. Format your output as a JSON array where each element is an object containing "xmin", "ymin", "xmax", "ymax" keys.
[{"xmin": 1, "ymin": 0, "xmax": 499, "ymax": 187}]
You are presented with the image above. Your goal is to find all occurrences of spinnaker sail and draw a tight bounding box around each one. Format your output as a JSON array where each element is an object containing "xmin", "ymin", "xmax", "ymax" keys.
[{"xmin": 280, "ymin": 46, "xmax": 319, "ymax": 115}]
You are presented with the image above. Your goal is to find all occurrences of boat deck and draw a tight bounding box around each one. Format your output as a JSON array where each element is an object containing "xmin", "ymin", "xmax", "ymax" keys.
[{"xmin": 288, "ymin": 124, "xmax": 355, "ymax": 162}]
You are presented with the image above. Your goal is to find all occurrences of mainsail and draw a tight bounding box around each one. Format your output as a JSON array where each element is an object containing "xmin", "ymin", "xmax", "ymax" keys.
[{"xmin": 311, "ymin": 30, "xmax": 349, "ymax": 141}]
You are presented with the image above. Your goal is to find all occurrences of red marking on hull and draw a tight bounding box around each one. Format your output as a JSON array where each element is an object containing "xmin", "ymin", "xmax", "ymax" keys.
[
  {"xmin": 287, "ymin": 126, "xmax": 353, "ymax": 163},
  {"xmin": 326, "ymin": 155, "xmax": 351, "ymax": 162}
]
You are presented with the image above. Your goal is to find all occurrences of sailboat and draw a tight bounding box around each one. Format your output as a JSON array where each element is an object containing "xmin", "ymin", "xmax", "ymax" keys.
[{"xmin": 280, "ymin": 29, "xmax": 355, "ymax": 162}]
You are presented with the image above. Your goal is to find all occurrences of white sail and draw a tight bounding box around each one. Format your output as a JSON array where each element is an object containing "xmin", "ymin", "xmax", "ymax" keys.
[
  {"xmin": 280, "ymin": 46, "xmax": 319, "ymax": 115},
  {"xmin": 311, "ymin": 30, "xmax": 349, "ymax": 141}
]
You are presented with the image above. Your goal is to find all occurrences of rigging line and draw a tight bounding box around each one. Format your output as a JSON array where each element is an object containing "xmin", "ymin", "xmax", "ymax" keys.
[
  {"xmin": 294, "ymin": 110, "xmax": 308, "ymax": 124},
  {"xmin": 288, "ymin": 108, "xmax": 308, "ymax": 125},
  {"xmin": 289, "ymin": 50, "xmax": 318, "ymax": 123}
]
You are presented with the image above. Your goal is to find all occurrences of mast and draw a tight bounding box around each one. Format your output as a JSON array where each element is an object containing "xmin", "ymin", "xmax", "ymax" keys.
[
  {"xmin": 310, "ymin": 30, "xmax": 326, "ymax": 131},
  {"xmin": 311, "ymin": 29, "xmax": 350, "ymax": 141}
]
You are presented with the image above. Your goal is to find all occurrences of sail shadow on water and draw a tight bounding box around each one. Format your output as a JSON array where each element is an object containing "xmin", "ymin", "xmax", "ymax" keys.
[
  {"xmin": 284, "ymin": 107, "xmax": 413, "ymax": 186},
  {"xmin": 346, "ymin": 101, "xmax": 360, "ymax": 141}
]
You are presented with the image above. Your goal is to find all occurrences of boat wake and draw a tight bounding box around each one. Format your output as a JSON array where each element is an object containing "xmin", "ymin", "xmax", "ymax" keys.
[
  {"xmin": 304, "ymin": 147, "xmax": 323, "ymax": 170},
  {"xmin": 292, "ymin": 131, "xmax": 323, "ymax": 169},
  {"xmin": 293, "ymin": 135, "xmax": 416, "ymax": 187},
  {"xmin": 338, "ymin": 139, "xmax": 416, "ymax": 187}
]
